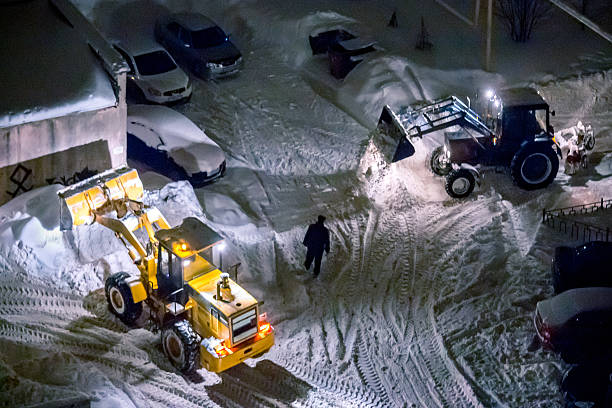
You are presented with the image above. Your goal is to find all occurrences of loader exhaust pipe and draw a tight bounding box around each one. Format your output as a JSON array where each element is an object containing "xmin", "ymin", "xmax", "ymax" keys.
[
  {"xmin": 377, "ymin": 105, "xmax": 416, "ymax": 162},
  {"xmin": 216, "ymin": 272, "xmax": 234, "ymax": 302}
]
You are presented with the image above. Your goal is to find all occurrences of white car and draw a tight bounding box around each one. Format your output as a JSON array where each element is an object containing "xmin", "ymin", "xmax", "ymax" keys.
[
  {"xmin": 113, "ymin": 39, "xmax": 192, "ymax": 104},
  {"xmin": 127, "ymin": 105, "xmax": 226, "ymax": 186}
]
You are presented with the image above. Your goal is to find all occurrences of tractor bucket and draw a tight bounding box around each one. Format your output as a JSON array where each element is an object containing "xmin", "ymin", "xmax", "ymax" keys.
[
  {"xmin": 377, "ymin": 105, "xmax": 415, "ymax": 162},
  {"xmin": 58, "ymin": 167, "xmax": 144, "ymax": 230}
]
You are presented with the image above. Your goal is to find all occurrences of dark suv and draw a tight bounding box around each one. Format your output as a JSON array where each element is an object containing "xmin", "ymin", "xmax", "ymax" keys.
[
  {"xmin": 552, "ymin": 241, "xmax": 612, "ymax": 294},
  {"xmin": 561, "ymin": 358, "xmax": 612, "ymax": 408},
  {"xmin": 155, "ymin": 12, "xmax": 242, "ymax": 79}
]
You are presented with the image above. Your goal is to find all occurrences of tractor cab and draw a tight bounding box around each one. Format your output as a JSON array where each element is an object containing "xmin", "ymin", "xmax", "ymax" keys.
[
  {"xmin": 495, "ymin": 88, "xmax": 553, "ymax": 157},
  {"xmin": 155, "ymin": 217, "xmax": 223, "ymax": 305}
]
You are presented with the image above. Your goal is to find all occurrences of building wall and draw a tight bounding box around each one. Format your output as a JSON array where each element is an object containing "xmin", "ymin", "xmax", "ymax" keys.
[{"xmin": 0, "ymin": 73, "xmax": 127, "ymax": 204}]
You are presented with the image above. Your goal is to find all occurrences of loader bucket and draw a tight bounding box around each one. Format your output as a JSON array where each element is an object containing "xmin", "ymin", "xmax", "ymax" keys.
[
  {"xmin": 377, "ymin": 105, "xmax": 415, "ymax": 162},
  {"xmin": 58, "ymin": 167, "xmax": 144, "ymax": 230}
]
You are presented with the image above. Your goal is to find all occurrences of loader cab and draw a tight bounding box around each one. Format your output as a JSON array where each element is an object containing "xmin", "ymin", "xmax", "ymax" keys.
[{"xmin": 155, "ymin": 217, "xmax": 223, "ymax": 304}]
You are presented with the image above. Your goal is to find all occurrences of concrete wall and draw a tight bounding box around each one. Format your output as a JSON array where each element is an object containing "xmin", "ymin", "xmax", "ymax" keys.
[{"xmin": 0, "ymin": 73, "xmax": 127, "ymax": 204}]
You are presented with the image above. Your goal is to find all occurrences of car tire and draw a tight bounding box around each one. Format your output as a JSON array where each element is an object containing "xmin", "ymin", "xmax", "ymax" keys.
[
  {"xmin": 445, "ymin": 169, "xmax": 475, "ymax": 198},
  {"xmin": 429, "ymin": 146, "xmax": 451, "ymax": 176},
  {"xmin": 510, "ymin": 142, "xmax": 559, "ymax": 190},
  {"xmin": 105, "ymin": 272, "xmax": 142, "ymax": 325},
  {"xmin": 552, "ymin": 246, "xmax": 574, "ymax": 294},
  {"xmin": 162, "ymin": 320, "xmax": 199, "ymax": 373}
]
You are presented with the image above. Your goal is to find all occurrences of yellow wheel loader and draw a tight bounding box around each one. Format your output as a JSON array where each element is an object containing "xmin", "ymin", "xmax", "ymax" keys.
[{"xmin": 58, "ymin": 167, "xmax": 274, "ymax": 373}]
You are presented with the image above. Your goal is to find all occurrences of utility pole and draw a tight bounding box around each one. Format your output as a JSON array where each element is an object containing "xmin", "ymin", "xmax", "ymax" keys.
[{"xmin": 485, "ymin": 0, "xmax": 492, "ymax": 71}]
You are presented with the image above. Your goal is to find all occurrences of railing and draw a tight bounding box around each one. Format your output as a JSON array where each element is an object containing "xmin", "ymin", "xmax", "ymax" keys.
[{"xmin": 542, "ymin": 198, "xmax": 612, "ymax": 242}]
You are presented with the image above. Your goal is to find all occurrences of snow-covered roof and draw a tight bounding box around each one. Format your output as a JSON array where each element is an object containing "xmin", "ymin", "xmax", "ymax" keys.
[
  {"xmin": 537, "ymin": 287, "xmax": 612, "ymax": 328},
  {"xmin": 0, "ymin": 0, "xmax": 120, "ymax": 128}
]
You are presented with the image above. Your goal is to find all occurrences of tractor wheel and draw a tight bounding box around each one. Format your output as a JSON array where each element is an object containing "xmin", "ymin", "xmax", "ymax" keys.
[
  {"xmin": 444, "ymin": 169, "xmax": 475, "ymax": 198},
  {"xmin": 510, "ymin": 143, "xmax": 559, "ymax": 190},
  {"xmin": 162, "ymin": 320, "xmax": 199, "ymax": 373},
  {"xmin": 429, "ymin": 146, "xmax": 451, "ymax": 176},
  {"xmin": 105, "ymin": 272, "xmax": 142, "ymax": 325}
]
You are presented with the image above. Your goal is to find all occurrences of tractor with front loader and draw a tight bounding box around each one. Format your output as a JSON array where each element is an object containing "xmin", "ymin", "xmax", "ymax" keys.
[
  {"xmin": 58, "ymin": 167, "xmax": 274, "ymax": 374},
  {"xmin": 378, "ymin": 87, "xmax": 561, "ymax": 198}
]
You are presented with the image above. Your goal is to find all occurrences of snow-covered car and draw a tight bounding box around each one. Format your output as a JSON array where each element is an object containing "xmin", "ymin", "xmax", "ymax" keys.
[
  {"xmin": 561, "ymin": 358, "xmax": 612, "ymax": 408},
  {"xmin": 154, "ymin": 13, "xmax": 242, "ymax": 79},
  {"xmin": 113, "ymin": 39, "xmax": 192, "ymax": 104},
  {"xmin": 127, "ymin": 105, "xmax": 226, "ymax": 186},
  {"xmin": 552, "ymin": 241, "xmax": 612, "ymax": 294},
  {"xmin": 534, "ymin": 287, "xmax": 612, "ymax": 363}
]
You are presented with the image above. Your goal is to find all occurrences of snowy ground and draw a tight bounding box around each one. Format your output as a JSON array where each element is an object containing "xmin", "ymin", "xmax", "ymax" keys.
[{"xmin": 1, "ymin": 0, "xmax": 611, "ymax": 407}]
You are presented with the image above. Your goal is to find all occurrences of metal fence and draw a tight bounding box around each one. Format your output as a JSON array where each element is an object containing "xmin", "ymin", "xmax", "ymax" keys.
[{"xmin": 542, "ymin": 198, "xmax": 611, "ymax": 242}]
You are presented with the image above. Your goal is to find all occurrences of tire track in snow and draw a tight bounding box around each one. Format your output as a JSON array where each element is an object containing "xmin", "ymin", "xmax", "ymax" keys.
[
  {"xmin": 405, "ymin": 199, "xmax": 505, "ymax": 407},
  {"xmin": 343, "ymin": 209, "xmax": 395, "ymax": 407}
]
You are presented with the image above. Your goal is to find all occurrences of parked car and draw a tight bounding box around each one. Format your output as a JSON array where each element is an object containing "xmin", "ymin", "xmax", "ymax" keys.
[
  {"xmin": 112, "ymin": 39, "xmax": 192, "ymax": 104},
  {"xmin": 552, "ymin": 241, "xmax": 612, "ymax": 294},
  {"xmin": 127, "ymin": 105, "xmax": 226, "ymax": 186},
  {"xmin": 534, "ymin": 287, "xmax": 612, "ymax": 363},
  {"xmin": 155, "ymin": 13, "xmax": 242, "ymax": 79},
  {"xmin": 561, "ymin": 358, "xmax": 612, "ymax": 408}
]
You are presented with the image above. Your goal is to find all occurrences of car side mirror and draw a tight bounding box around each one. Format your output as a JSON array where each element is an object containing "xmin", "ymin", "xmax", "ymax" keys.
[{"xmin": 551, "ymin": 110, "xmax": 555, "ymax": 117}]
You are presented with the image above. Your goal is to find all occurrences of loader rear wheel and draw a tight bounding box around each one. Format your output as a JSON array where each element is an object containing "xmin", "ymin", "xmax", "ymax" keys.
[
  {"xmin": 429, "ymin": 146, "xmax": 451, "ymax": 176},
  {"xmin": 445, "ymin": 169, "xmax": 475, "ymax": 198},
  {"xmin": 510, "ymin": 142, "xmax": 559, "ymax": 190},
  {"xmin": 162, "ymin": 320, "xmax": 199, "ymax": 373},
  {"xmin": 105, "ymin": 272, "xmax": 142, "ymax": 325}
]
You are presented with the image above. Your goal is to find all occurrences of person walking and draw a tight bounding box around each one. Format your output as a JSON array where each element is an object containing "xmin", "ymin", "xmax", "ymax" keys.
[{"xmin": 303, "ymin": 215, "xmax": 330, "ymax": 278}]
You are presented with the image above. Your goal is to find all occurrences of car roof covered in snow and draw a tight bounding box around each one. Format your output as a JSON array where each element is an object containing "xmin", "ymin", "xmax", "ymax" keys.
[
  {"xmin": 114, "ymin": 35, "xmax": 168, "ymax": 56},
  {"xmin": 169, "ymin": 12, "xmax": 217, "ymax": 31},
  {"xmin": 499, "ymin": 87, "xmax": 549, "ymax": 110},
  {"xmin": 536, "ymin": 287, "xmax": 612, "ymax": 328},
  {"xmin": 127, "ymin": 104, "xmax": 220, "ymax": 150}
]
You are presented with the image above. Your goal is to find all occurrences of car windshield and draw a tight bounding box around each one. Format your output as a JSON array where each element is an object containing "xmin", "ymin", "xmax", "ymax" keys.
[
  {"xmin": 191, "ymin": 26, "xmax": 227, "ymax": 48},
  {"xmin": 134, "ymin": 51, "xmax": 177, "ymax": 75}
]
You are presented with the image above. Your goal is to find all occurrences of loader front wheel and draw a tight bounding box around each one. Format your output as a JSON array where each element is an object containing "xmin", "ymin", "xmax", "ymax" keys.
[
  {"xmin": 162, "ymin": 320, "xmax": 199, "ymax": 373},
  {"xmin": 105, "ymin": 272, "xmax": 142, "ymax": 325},
  {"xmin": 445, "ymin": 169, "xmax": 475, "ymax": 198},
  {"xmin": 429, "ymin": 146, "xmax": 451, "ymax": 176}
]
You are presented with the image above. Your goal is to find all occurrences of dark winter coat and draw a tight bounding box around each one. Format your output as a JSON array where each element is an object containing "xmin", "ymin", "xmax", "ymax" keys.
[{"xmin": 303, "ymin": 222, "xmax": 330, "ymax": 255}]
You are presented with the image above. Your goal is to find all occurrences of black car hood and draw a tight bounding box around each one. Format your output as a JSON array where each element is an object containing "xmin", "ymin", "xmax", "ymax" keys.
[{"xmin": 193, "ymin": 42, "xmax": 241, "ymax": 63}]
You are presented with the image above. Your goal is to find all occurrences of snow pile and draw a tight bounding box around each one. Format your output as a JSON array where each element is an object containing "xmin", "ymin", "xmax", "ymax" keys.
[{"xmin": 0, "ymin": 180, "xmax": 206, "ymax": 295}]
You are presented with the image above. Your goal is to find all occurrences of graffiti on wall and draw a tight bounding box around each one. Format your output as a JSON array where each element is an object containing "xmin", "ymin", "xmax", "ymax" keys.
[
  {"xmin": 45, "ymin": 167, "xmax": 98, "ymax": 186},
  {"xmin": 6, "ymin": 164, "xmax": 33, "ymax": 198},
  {"xmin": 5, "ymin": 163, "xmax": 99, "ymax": 199}
]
